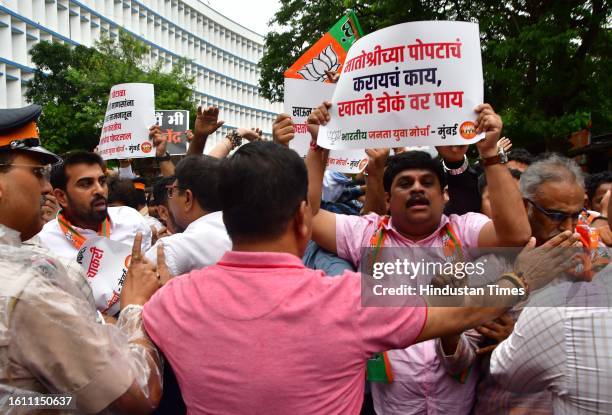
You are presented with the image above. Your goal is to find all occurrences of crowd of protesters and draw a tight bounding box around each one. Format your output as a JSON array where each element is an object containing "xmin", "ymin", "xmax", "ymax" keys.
[{"xmin": 0, "ymin": 75, "xmax": 610, "ymax": 415}]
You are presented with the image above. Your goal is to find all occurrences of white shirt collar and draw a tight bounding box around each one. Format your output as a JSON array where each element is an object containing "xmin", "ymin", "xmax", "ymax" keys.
[{"xmin": 184, "ymin": 211, "xmax": 224, "ymax": 233}]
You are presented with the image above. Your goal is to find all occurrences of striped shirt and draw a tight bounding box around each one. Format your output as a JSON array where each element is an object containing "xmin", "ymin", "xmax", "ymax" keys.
[{"xmin": 490, "ymin": 265, "xmax": 612, "ymax": 414}]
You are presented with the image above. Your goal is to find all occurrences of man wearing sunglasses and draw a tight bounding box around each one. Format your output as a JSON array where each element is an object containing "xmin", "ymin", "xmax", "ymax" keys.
[
  {"xmin": 520, "ymin": 154, "xmax": 590, "ymax": 246},
  {"xmin": 144, "ymin": 155, "xmax": 232, "ymax": 277},
  {"xmin": 449, "ymin": 154, "xmax": 601, "ymax": 415},
  {"xmin": 490, "ymin": 190, "xmax": 612, "ymax": 414},
  {"xmin": 0, "ymin": 105, "xmax": 164, "ymax": 413}
]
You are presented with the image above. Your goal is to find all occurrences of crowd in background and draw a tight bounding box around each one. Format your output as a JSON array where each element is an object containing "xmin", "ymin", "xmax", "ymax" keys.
[{"xmin": 0, "ymin": 82, "xmax": 610, "ymax": 415}]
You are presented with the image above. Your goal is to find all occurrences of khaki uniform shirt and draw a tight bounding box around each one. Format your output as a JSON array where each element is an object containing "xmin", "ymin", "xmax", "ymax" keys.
[{"xmin": 0, "ymin": 224, "xmax": 160, "ymax": 414}]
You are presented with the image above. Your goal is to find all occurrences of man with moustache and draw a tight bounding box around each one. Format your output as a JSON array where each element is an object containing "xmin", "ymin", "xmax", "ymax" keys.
[
  {"xmin": 38, "ymin": 150, "xmax": 152, "ymax": 260},
  {"xmin": 306, "ymin": 101, "xmax": 531, "ymax": 414}
]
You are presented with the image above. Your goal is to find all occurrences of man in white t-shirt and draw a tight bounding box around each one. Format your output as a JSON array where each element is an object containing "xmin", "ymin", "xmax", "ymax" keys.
[
  {"xmin": 145, "ymin": 155, "xmax": 232, "ymax": 276},
  {"xmin": 38, "ymin": 151, "xmax": 152, "ymax": 260}
]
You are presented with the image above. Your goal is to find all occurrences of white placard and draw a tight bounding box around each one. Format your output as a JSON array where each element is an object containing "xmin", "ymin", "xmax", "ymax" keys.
[
  {"xmin": 284, "ymin": 78, "xmax": 335, "ymax": 157},
  {"xmin": 99, "ymin": 83, "xmax": 156, "ymax": 160},
  {"xmin": 76, "ymin": 236, "xmax": 132, "ymax": 316},
  {"xmin": 283, "ymin": 78, "xmax": 368, "ymax": 174},
  {"xmin": 318, "ymin": 21, "xmax": 485, "ymax": 149}
]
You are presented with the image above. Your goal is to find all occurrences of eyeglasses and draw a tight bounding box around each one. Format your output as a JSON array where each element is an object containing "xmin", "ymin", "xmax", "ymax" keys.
[
  {"xmin": 0, "ymin": 163, "xmax": 52, "ymax": 182},
  {"xmin": 525, "ymin": 199, "xmax": 584, "ymax": 223},
  {"xmin": 166, "ymin": 184, "xmax": 184, "ymax": 199}
]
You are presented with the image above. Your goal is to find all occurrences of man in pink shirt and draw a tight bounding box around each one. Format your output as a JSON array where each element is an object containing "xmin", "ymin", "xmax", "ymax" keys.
[
  {"xmin": 142, "ymin": 141, "xmax": 533, "ymax": 414},
  {"xmin": 305, "ymin": 102, "xmax": 531, "ymax": 414}
]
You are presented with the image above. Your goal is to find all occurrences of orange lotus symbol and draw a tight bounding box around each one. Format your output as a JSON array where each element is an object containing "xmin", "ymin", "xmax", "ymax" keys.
[
  {"xmin": 459, "ymin": 121, "xmax": 477, "ymax": 139},
  {"xmin": 297, "ymin": 46, "xmax": 340, "ymax": 82}
]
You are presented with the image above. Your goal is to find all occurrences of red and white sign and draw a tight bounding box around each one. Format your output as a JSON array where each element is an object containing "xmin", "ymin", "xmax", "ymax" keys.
[
  {"xmin": 77, "ymin": 236, "xmax": 132, "ymax": 315},
  {"xmin": 318, "ymin": 21, "xmax": 485, "ymax": 149},
  {"xmin": 98, "ymin": 83, "xmax": 156, "ymax": 160}
]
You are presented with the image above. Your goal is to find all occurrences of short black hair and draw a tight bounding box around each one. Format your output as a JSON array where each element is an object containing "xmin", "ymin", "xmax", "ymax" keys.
[
  {"xmin": 383, "ymin": 151, "xmax": 446, "ymax": 192},
  {"xmin": 478, "ymin": 168, "xmax": 522, "ymax": 196},
  {"xmin": 586, "ymin": 171, "xmax": 612, "ymax": 202},
  {"xmin": 51, "ymin": 151, "xmax": 105, "ymax": 191},
  {"xmin": 507, "ymin": 148, "xmax": 534, "ymax": 166},
  {"xmin": 175, "ymin": 155, "xmax": 222, "ymax": 212},
  {"xmin": 151, "ymin": 175, "xmax": 175, "ymax": 207},
  {"xmin": 219, "ymin": 141, "xmax": 308, "ymax": 243},
  {"xmin": 107, "ymin": 177, "xmax": 139, "ymax": 209}
]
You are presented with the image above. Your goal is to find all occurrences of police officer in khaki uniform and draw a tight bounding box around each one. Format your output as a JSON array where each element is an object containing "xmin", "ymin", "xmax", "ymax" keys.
[{"xmin": 0, "ymin": 105, "xmax": 164, "ymax": 414}]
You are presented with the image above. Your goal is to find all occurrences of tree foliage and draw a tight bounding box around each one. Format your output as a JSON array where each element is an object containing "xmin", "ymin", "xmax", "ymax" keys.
[
  {"xmin": 26, "ymin": 31, "xmax": 196, "ymax": 154},
  {"xmin": 259, "ymin": 0, "xmax": 611, "ymax": 150}
]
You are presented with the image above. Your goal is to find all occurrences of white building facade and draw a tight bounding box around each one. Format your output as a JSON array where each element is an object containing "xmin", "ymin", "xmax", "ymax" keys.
[{"xmin": 0, "ymin": 0, "xmax": 281, "ymax": 147}]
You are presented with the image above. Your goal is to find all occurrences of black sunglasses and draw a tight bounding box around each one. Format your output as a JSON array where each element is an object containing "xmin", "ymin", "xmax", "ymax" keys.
[{"xmin": 525, "ymin": 199, "xmax": 584, "ymax": 223}]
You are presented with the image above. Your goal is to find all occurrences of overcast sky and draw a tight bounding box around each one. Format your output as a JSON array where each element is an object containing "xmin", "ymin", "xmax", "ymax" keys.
[{"xmin": 206, "ymin": 0, "xmax": 282, "ymax": 36}]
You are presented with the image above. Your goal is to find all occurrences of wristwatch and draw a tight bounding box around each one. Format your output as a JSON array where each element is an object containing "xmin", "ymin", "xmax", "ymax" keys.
[
  {"xmin": 442, "ymin": 155, "xmax": 469, "ymax": 176},
  {"xmin": 480, "ymin": 147, "xmax": 508, "ymax": 167},
  {"xmin": 157, "ymin": 152, "xmax": 171, "ymax": 162}
]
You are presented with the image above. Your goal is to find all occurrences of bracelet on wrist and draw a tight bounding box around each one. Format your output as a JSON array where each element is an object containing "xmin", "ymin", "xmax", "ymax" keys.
[
  {"xmin": 226, "ymin": 130, "xmax": 242, "ymax": 150},
  {"xmin": 309, "ymin": 137, "xmax": 320, "ymax": 150},
  {"xmin": 500, "ymin": 272, "xmax": 529, "ymax": 299},
  {"xmin": 442, "ymin": 155, "xmax": 468, "ymax": 176}
]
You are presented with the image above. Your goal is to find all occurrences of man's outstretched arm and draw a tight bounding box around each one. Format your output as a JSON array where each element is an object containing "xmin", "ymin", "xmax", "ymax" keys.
[{"xmin": 304, "ymin": 102, "xmax": 338, "ymax": 254}]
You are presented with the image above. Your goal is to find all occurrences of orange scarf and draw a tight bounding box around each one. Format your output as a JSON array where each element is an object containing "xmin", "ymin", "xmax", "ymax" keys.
[{"xmin": 57, "ymin": 212, "xmax": 110, "ymax": 249}]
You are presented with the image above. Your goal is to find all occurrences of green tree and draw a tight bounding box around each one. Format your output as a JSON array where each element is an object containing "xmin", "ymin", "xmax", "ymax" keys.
[
  {"xmin": 26, "ymin": 31, "xmax": 196, "ymax": 154},
  {"xmin": 259, "ymin": 0, "xmax": 611, "ymax": 150}
]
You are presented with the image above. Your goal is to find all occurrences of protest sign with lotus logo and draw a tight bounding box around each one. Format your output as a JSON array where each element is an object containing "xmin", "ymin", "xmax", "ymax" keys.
[{"xmin": 284, "ymin": 11, "xmax": 363, "ymax": 82}]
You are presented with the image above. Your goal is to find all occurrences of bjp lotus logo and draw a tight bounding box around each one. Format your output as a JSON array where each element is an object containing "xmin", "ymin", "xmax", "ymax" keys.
[
  {"xmin": 459, "ymin": 121, "xmax": 477, "ymax": 139},
  {"xmin": 298, "ymin": 46, "xmax": 340, "ymax": 82}
]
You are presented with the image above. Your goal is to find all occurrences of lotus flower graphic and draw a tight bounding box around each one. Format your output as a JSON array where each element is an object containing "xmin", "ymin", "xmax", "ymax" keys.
[{"xmin": 297, "ymin": 45, "xmax": 340, "ymax": 82}]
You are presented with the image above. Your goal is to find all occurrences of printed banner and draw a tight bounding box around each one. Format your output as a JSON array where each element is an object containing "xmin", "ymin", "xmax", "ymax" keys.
[
  {"xmin": 283, "ymin": 78, "xmax": 367, "ymax": 174},
  {"xmin": 76, "ymin": 236, "xmax": 132, "ymax": 316},
  {"xmin": 326, "ymin": 151, "xmax": 369, "ymax": 174},
  {"xmin": 284, "ymin": 11, "xmax": 364, "ymax": 81},
  {"xmin": 155, "ymin": 110, "xmax": 189, "ymax": 155},
  {"xmin": 318, "ymin": 21, "xmax": 485, "ymax": 149},
  {"xmin": 99, "ymin": 83, "xmax": 156, "ymax": 160}
]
